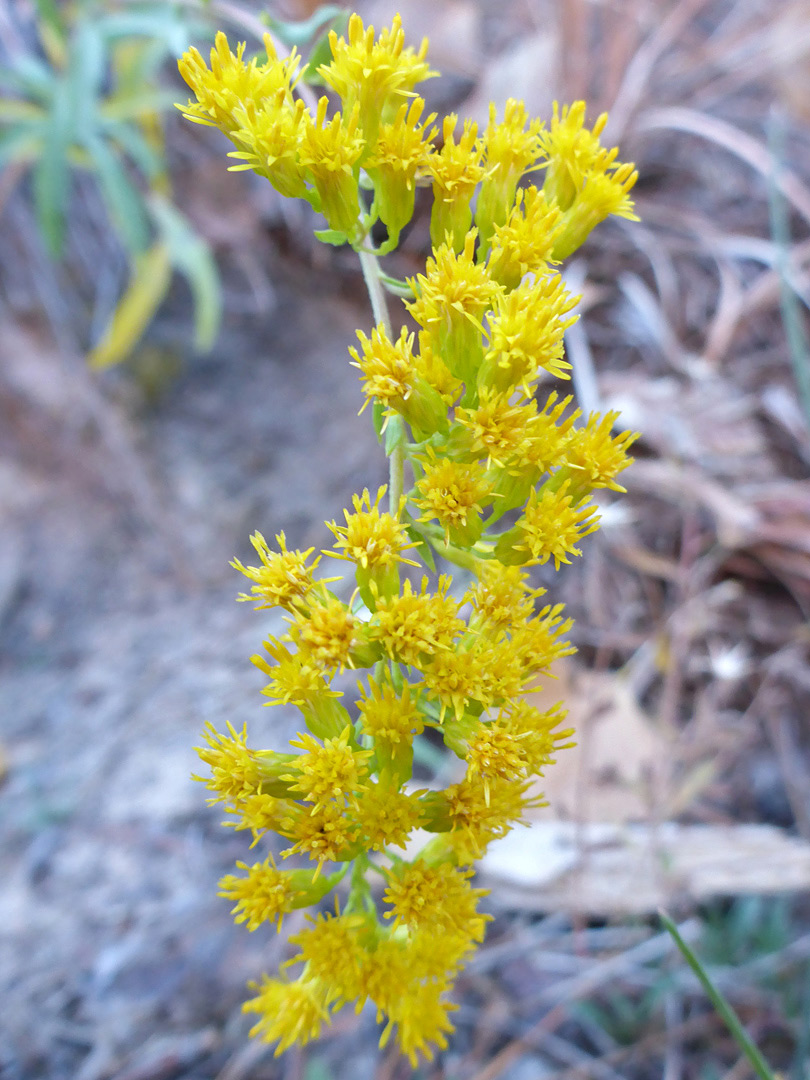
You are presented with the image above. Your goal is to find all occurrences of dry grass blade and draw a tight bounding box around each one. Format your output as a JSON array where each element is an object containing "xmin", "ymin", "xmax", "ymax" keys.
[
  {"xmin": 635, "ymin": 106, "xmax": 810, "ymax": 228},
  {"xmin": 606, "ymin": 0, "xmax": 714, "ymax": 140}
]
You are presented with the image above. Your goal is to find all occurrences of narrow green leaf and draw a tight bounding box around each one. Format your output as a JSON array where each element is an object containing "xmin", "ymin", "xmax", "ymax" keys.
[
  {"xmin": 659, "ymin": 911, "xmax": 776, "ymax": 1080},
  {"xmin": 67, "ymin": 19, "xmax": 106, "ymax": 139},
  {"xmin": 85, "ymin": 133, "xmax": 150, "ymax": 253},
  {"xmin": 148, "ymin": 196, "xmax": 221, "ymax": 351},
  {"xmin": 32, "ymin": 85, "xmax": 71, "ymax": 255},
  {"xmin": 102, "ymin": 118, "xmax": 164, "ymax": 180},
  {"xmin": 313, "ymin": 227, "xmax": 348, "ymax": 246},
  {"xmin": 265, "ymin": 6, "xmax": 345, "ymax": 48}
]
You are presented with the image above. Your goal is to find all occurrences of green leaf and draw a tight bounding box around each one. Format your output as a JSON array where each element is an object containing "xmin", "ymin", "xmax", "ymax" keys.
[
  {"xmin": 85, "ymin": 133, "xmax": 150, "ymax": 253},
  {"xmin": 0, "ymin": 127, "xmax": 44, "ymax": 167},
  {"xmin": 148, "ymin": 196, "xmax": 221, "ymax": 352},
  {"xmin": 264, "ymin": 6, "xmax": 345, "ymax": 48},
  {"xmin": 404, "ymin": 520, "xmax": 436, "ymax": 573},
  {"xmin": 313, "ymin": 227, "xmax": 348, "ymax": 246},
  {"xmin": 102, "ymin": 118, "xmax": 164, "ymax": 180},
  {"xmin": 32, "ymin": 86, "xmax": 71, "ymax": 255},
  {"xmin": 1, "ymin": 56, "xmax": 56, "ymax": 104},
  {"xmin": 67, "ymin": 19, "xmax": 106, "ymax": 138},
  {"xmin": 660, "ymin": 911, "xmax": 776, "ymax": 1080}
]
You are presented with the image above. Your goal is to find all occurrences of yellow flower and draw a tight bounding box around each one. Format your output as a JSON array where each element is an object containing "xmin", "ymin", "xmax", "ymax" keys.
[
  {"xmin": 481, "ymin": 273, "xmax": 579, "ymax": 395},
  {"xmin": 357, "ymin": 675, "xmax": 424, "ymax": 744},
  {"xmin": 232, "ymin": 531, "xmax": 320, "ymax": 611},
  {"xmin": 487, "ymin": 186, "xmax": 563, "ymax": 290},
  {"xmin": 439, "ymin": 775, "xmax": 540, "ymax": 859},
  {"xmin": 537, "ymin": 101, "xmax": 638, "ymax": 259},
  {"xmin": 414, "ymin": 450, "xmax": 492, "ymax": 546},
  {"xmin": 421, "ymin": 635, "xmax": 524, "ymax": 720},
  {"xmin": 228, "ymin": 91, "xmax": 309, "ymax": 199},
  {"xmin": 407, "ymin": 231, "xmax": 502, "ymax": 385},
  {"xmin": 279, "ymin": 799, "xmax": 360, "ymax": 870},
  {"xmin": 509, "ymin": 602, "xmax": 575, "ymax": 676},
  {"xmin": 466, "ymin": 562, "xmax": 544, "ymax": 633},
  {"xmin": 318, "ymin": 13, "xmax": 436, "ymax": 150},
  {"xmin": 178, "ymin": 32, "xmax": 302, "ymax": 135},
  {"xmin": 553, "ymin": 163, "xmax": 639, "ymax": 259},
  {"xmin": 538, "ymin": 100, "xmax": 609, "ymax": 211},
  {"xmin": 219, "ymin": 856, "xmax": 302, "ymax": 932},
  {"xmin": 355, "ymin": 781, "xmax": 423, "ymax": 850},
  {"xmin": 476, "ymin": 99, "xmax": 544, "ymax": 249},
  {"xmin": 383, "ymin": 860, "xmax": 489, "ymax": 936},
  {"xmin": 289, "ymin": 910, "xmax": 371, "ymax": 1003},
  {"xmin": 325, "ymin": 487, "xmax": 419, "ymax": 605},
  {"xmin": 496, "ymin": 480, "xmax": 600, "ymax": 568},
  {"xmin": 381, "ymin": 977, "xmax": 458, "ymax": 1067},
  {"xmin": 298, "ymin": 97, "xmax": 365, "ymax": 237},
  {"xmin": 287, "ymin": 592, "xmax": 357, "ymax": 674},
  {"xmin": 366, "ymin": 98, "xmax": 437, "ymax": 237},
  {"xmin": 564, "ymin": 411, "xmax": 639, "ymax": 496},
  {"xmin": 498, "ymin": 698, "xmax": 575, "ymax": 776},
  {"xmin": 349, "ymin": 325, "xmax": 448, "ymax": 436},
  {"xmin": 369, "ymin": 575, "xmax": 463, "ymax": 666},
  {"xmin": 243, "ymin": 975, "xmax": 331, "ymax": 1052},
  {"xmin": 426, "ymin": 115, "xmax": 486, "ymax": 250},
  {"xmin": 454, "ymin": 388, "xmax": 537, "ymax": 468},
  {"xmin": 226, "ymin": 791, "xmax": 289, "ymax": 843},
  {"xmin": 284, "ymin": 726, "xmax": 372, "ymax": 806},
  {"xmin": 195, "ymin": 721, "xmax": 266, "ymax": 804},
  {"xmin": 253, "ymin": 639, "xmax": 349, "ymax": 739}
]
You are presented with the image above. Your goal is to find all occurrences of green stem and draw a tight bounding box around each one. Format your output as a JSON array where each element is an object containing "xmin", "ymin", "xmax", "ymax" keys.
[
  {"xmin": 357, "ymin": 248, "xmax": 405, "ymax": 514},
  {"xmin": 660, "ymin": 910, "xmax": 776, "ymax": 1080}
]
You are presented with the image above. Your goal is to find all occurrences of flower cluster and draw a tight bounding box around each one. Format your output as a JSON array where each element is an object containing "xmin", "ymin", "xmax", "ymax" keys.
[{"xmin": 180, "ymin": 11, "xmax": 638, "ymax": 1066}]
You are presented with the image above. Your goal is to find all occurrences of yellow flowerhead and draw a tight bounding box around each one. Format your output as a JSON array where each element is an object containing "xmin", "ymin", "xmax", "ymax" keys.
[
  {"xmin": 318, "ymin": 13, "xmax": 436, "ymax": 149},
  {"xmin": 195, "ymin": 721, "xmax": 266, "ymax": 804},
  {"xmin": 298, "ymin": 97, "xmax": 365, "ymax": 237},
  {"xmin": 454, "ymin": 388, "xmax": 538, "ymax": 468},
  {"xmin": 349, "ymin": 325, "xmax": 448, "ymax": 436},
  {"xmin": 232, "ymin": 531, "xmax": 319, "ymax": 611},
  {"xmin": 358, "ymin": 675, "xmax": 423, "ymax": 739},
  {"xmin": 284, "ymin": 726, "xmax": 372, "ymax": 806},
  {"xmin": 383, "ymin": 860, "xmax": 489, "ymax": 936},
  {"xmin": 487, "ymin": 186, "xmax": 563, "ymax": 291},
  {"xmin": 178, "ymin": 32, "xmax": 302, "ymax": 135},
  {"xmin": 355, "ymin": 781, "xmax": 423, "ymax": 850},
  {"xmin": 426, "ymin": 115, "xmax": 486, "ymax": 250},
  {"xmin": 500, "ymin": 480, "xmax": 600, "ymax": 568},
  {"xmin": 279, "ymin": 799, "xmax": 360, "ymax": 870},
  {"xmin": 481, "ymin": 273, "xmax": 579, "ymax": 396},
  {"xmin": 243, "ymin": 975, "xmax": 330, "ymax": 1052},
  {"xmin": 564, "ymin": 411, "xmax": 639, "ymax": 497},
  {"xmin": 370, "ymin": 575, "xmax": 463, "ymax": 667},
  {"xmin": 219, "ymin": 856, "xmax": 302, "ymax": 932},
  {"xmin": 414, "ymin": 450, "xmax": 492, "ymax": 546},
  {"xmin": 287, "ymin": 592, "xmax": 357, "ymax": 674},
  {"xmin": 228, "ymin": 91, "xmax": 309, "ymax": 199},
  {"xmin": 466, "ymin": 561, "xmax": 544, "ymax": 633},
  {"xmin": 476, "ymin": 99, "xmax": 544, "ymax": 249},
  {"xmin": 407, "ymin": 231, "xmax": 502, "ymax": 384},
  {"xmin": 365, "ymin": 98, "xmax": 437, "ymax": 237},
  {"xmin": 289, "ymin": 910, "xmax": 370, "ymax": 1003},
  {"xmin": 326, "ymin": 486, "xmax": 417, "ymax": 573}
]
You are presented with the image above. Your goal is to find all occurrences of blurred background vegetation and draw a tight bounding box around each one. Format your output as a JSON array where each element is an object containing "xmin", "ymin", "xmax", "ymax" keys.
[{"xmin": 1, "ymin": 2, "xmax": 810, "ymax": 1079}]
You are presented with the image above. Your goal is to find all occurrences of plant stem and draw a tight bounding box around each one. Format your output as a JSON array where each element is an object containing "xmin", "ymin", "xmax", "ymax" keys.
[
  {"xmin": 660, "ymin": 910, "xmax": 776, "ymax": 1080},
  {"xmin": 357, "ymin": 248, "xmax": 405, "ymax": 513}
]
